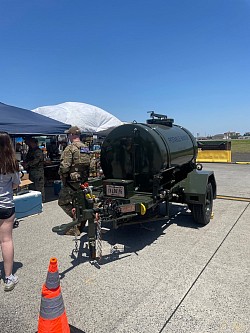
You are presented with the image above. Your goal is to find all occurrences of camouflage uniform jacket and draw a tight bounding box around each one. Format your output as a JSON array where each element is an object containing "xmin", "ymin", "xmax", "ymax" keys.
[
  {"xmin": 59, "ymin": 141, "xmax": 90, "ymax": 183},
  {"xmin": 25, "ymin": 147, "xmax": 44, "ymax": 171}
]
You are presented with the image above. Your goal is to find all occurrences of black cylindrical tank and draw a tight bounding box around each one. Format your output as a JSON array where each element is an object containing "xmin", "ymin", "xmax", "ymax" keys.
[{"xmin": 100, "ymin": 121, "xmax": 198, "ymax": 192}]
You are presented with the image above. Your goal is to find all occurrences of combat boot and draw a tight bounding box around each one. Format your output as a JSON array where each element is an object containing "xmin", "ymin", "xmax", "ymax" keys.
[{"xmin": 65, "ymin": 225, "xmax": 81, "ymax": 236}]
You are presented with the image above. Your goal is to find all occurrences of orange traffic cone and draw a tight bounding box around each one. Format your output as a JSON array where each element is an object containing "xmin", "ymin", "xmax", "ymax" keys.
[{"xmin": 37, "ymin": 257, "xmax": 70, "ymax": 333}]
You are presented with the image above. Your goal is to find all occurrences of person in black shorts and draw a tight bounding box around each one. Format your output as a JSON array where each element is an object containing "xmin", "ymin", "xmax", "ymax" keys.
[{"xmin": 0, "ymin": 132, "xmax": 21, "ymax": 291}]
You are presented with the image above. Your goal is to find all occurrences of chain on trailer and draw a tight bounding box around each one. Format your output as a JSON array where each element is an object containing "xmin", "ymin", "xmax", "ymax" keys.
[
  {"xmin": 95, "ymin": 213, "xmax": 102, "ymax": 260},
  {"xmin": 69, "ymin": 207, "xmax": 80, "ymax": 254},
  {"xmin": 73, "ymin": 226, "xmax": 79, "ymax": 254}
]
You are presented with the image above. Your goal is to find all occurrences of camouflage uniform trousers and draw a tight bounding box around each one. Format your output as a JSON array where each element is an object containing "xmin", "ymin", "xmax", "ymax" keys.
[
  {"xmin": 58, "ymin": 184, "xmax": 87, "ymax": 235},
  {"xmin": 29, "ymin": 169, "xmax": 45, "ymax": 202},
  {"xmin": 58, "ymin": 184, "xmax": 75, "ymax": 218}
]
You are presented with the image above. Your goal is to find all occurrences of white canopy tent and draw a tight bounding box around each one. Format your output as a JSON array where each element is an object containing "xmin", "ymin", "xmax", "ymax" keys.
[{"xmin": 32, "ymin": 102, "xmax": 123, "ymax": 133}]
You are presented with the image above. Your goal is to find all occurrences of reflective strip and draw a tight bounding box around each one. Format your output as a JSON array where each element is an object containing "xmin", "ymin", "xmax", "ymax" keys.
[
  {"xmin": 46, "ymin": 271, "xmax": 60, "ymax": 289},
  {"xmin": 40, "ymin": 293, "xmax": 65, "ymax": 319}
]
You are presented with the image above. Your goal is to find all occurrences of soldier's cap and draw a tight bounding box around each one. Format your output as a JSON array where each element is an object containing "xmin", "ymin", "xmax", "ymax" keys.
[{"xmin": 65, "ymin": 126, "xmax": 81, "ymax": 135}]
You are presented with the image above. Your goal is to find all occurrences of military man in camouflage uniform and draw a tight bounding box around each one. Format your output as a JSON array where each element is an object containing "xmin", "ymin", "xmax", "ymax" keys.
[
  {"xmin": 58, "ymin": 126, "xmax": 90, "ymax": 235},
  {"xmin": 23, "ymin": 137, "xmax": 45, "ymax": 202}
]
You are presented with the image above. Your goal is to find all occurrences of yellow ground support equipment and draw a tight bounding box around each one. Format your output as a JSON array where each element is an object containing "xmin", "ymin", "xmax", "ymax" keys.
[{"xmin": 197, "ymin": 140, "xmax": 231, "ymax": 163}]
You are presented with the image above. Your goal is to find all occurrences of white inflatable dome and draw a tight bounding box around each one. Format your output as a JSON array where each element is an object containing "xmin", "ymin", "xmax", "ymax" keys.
[{"xmin": 32, "ymin": 102, "xmax": 123, "ymax": 133}]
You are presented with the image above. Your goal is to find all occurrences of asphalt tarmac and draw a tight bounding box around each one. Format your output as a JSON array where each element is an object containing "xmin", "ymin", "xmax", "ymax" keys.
[{"xmin": 1, "ymin": 163, "xmax": 249, "ymax": 333}]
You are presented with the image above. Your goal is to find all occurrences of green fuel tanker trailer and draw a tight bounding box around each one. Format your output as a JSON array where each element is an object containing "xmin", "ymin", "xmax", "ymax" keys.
[
  {"xmin": 52, "ymin": 112, "xmax": 217, "ymax": 259},
  {"xmin": 98, "ymin": 112, "xmax": 216, "ymax": 227}
]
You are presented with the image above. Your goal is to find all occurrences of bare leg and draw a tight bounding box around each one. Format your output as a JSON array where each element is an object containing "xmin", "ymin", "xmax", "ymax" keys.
[{"xmin": 0, "ymin": 214, "xmax": 15, "ymax": 277}]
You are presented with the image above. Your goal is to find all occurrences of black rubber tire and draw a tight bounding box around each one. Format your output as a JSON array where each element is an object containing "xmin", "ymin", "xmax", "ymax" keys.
[{"xmin": 191, "ymin": 183, "xmax": 213, "ymax": 225}]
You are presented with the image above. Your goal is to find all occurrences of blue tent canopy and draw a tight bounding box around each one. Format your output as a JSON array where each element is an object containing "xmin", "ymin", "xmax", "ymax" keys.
[{"xmin": 0, "ymin": 102, "xmax": 70, "ymax": 135}]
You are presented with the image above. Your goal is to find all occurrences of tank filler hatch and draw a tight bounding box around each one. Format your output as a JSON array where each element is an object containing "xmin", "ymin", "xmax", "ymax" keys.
[{"xmin": 146, "ymin": 111, "xmax": 174, "ymax": 127}]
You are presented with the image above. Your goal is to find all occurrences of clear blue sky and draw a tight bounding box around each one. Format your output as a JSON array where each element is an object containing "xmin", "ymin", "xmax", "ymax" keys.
[{"xmin": 1, "ymin": 0, "xmax": 250, "ymax": 136}]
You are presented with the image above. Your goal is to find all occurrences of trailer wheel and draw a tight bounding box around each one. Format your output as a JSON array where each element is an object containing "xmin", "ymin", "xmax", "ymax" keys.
[{"xmin": 191, "ymin": 183, "xmax": 213, "ymax": 225}]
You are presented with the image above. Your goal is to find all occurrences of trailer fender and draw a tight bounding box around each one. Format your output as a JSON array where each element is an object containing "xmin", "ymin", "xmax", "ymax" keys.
[{"xmin": 180, "ymin": 170, "xmax": 216, "ymax": 205}]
